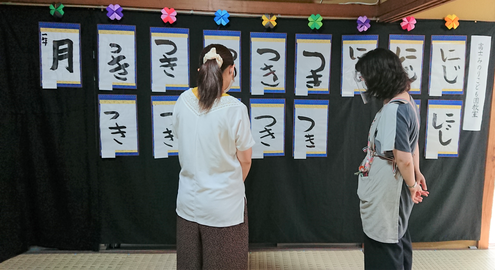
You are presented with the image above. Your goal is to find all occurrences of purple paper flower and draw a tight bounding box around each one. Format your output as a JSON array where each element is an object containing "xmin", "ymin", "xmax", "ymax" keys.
[
  {"xmin": 357, "ymin": 16, "xmax": 371, "ymax": 32},
  {"xmin": 106, "ymin": 4, "xmax": 123, "ymax": 21}
]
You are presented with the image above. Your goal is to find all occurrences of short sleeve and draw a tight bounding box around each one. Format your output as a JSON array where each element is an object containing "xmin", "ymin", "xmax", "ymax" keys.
[
  {"xmin": 234, "ymin": 105, "xmax": 255, "ymax": 151},
  {"xmin": 375, "ymin": 103, "xmax": 399, "ymax": 154},
  {"xmin": 376, "ymin": 103, "xmax": 414, "ymax": 154},
  {"xmin": 394, "ymin": 105, "xmax": 412, "ymax": 153}
]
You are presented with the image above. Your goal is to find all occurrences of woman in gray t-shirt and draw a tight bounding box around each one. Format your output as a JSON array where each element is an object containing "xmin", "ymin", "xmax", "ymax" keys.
[{"xmin": 355, "ymin": 48, "xmax": 429, "ymax": 270}]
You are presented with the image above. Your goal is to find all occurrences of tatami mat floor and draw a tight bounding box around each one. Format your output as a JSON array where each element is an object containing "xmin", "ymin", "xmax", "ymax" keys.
[{"xmin": 2, "ymin": 249, "xmax": 495, "ymax": 270}]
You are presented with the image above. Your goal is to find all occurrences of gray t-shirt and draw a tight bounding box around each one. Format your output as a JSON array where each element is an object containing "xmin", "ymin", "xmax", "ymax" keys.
[
  {"xmin": 375, "ymin": 99, "xmax": 419, "ymax": 239},
  {"xmin": 375, "ymin": 101, "xmax": 419, "ymax": 156},
  {"xmin": 396, "ymin": 101, "xmax": 419, "ymax": 239}
]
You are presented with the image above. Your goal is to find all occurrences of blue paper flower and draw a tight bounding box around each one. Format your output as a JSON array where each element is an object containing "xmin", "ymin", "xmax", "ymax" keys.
[{"xmin": 214, "ymin": 10, "xmax": 230, "ymax": 26}]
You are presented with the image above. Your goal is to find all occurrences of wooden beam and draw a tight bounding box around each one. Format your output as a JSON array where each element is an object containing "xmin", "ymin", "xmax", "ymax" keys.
[
  {"xmin": 413, "ymin": 240, "xmax": 477, "ymax": 250},
  {"xmin": 378, "ymin": 0, "xmax": 454, "ymax": 22},
  {"xmin": 478, "ymin": 72, "xmax": 495, "ymax": 249},
  {"xmin": 1, "ymin": 0, "xmax": 378, "ymax": 18}
]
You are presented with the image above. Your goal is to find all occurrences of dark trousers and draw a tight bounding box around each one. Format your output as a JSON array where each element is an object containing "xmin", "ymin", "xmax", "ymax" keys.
[
  {"xmin": 176, "ymin": 204, "xmax": 248, "ymax": 270},
  {"xmin": 364, "ymin": 230, "xmax": 412, "ymax": 270}
]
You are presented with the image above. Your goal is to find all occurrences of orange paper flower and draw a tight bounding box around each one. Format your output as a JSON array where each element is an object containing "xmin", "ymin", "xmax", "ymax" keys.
[{"xmin": 444, "ymin": 14, "xmax": 459, "ymax": 30}]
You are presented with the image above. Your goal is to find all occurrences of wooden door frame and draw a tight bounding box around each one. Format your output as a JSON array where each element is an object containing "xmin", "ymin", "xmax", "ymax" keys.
[{"xmin": 478, "ymin": 71, "xmax": 495, "ymax": 249}]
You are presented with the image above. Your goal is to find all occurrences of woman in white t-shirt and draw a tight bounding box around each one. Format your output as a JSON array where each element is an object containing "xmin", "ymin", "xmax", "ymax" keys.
[{"xmin": 172, "ymin": 44, "xmax": 255, "ymax": 270}]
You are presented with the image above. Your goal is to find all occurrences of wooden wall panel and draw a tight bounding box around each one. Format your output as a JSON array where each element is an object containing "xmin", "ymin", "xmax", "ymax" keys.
[
  {"xmin": 2, "ymin": 0, "xmax": 378, "ymax": 18},
  {"xmin": 378, "ymin": 0, "xmax": 454, "ymax": 22}
]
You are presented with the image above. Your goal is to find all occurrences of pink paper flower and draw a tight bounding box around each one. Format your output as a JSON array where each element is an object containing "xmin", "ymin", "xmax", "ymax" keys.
[
  {"xmin": 401, "ymin": 16, "xmax": 416, "ymax": 31},
  {"xmin": 161, "ymin": 7, "xmax": 177, "ymax": 24}
]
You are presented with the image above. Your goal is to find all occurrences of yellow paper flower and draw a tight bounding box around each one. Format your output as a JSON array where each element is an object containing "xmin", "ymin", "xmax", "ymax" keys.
[
  {"xmin": 445, "ymin": 14, "xmax": 459, "ymax": 30},
  {"xmin": 262, "ymin": 14, "xmax": 277, "ymax": 28}
]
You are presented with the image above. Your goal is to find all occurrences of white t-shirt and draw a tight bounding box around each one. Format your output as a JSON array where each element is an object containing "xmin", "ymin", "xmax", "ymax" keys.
[{"xmin": 172, "ymin": 88, "xmax": 255, "ymax": 227}]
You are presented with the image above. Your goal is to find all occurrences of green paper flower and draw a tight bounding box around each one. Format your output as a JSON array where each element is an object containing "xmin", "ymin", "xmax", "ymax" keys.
[
  {"xmin": 50, "ymin": 3, "xmax": 65, "ymax": 18},
  {"xmin": 308, "ymin": 14, "xmax": 322, "ymax": 30}
]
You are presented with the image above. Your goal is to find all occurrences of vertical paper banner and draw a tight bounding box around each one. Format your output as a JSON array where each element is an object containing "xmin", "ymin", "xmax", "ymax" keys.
[
  {"xmin": 250, "ymin": 99, "xmax": 285, "ymax": 158},
  {"xmin": 425, "ymin": 100, "xmax": 462, "ymax": 159},
  {"xmin": 295, "ymin": 34, "xmax": 332, "ymax": 96},
  {"xmin": 150, "ymin": 27, "xmax": 190, "ymax": 92},
  {"xmin": 389, "ymin": 35, "xmax": 425, "ymax": 95},
  {"xmin": 293, "ymin": 100, "xmax": 329, "ymax": 159},
  {"xmin": 341, "ymin": 35, "xmax": 378, "ymax": 97},
  {"xmin": 250, "ymin": 33, "xmax": 287, "ymax": 95},
  {"xmin": 204, "ymin": 30, "xmax": 241, "ymax": 92},
  {"xmin": 151, "ymin": 96, "xmax": 179, "ymax": 158},
  {"xmin": 99, "ymin": 95, "xmax": 139, "ymax": 158},
  {"xmin": 429, "ymin": 35, "xmax": 467, "ymax": 96},
  {"xmin": 415, "ymin": 99, "xmax": 421, "ymax": 115},
  {"xmin": 98, "ymin": 25, "xmax": 137, "ymax": 90},
  {"xmin": 463, "ymin": 35, "xmax": 492, "ymax": 131},
  {"xmin": 39, "ymin": 22, "xmax": 82, "ymax": 89}
]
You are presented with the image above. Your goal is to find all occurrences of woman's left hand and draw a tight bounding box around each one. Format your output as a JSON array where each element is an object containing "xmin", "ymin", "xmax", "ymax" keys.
[
  {"xmin": 415, "ymin": 172, "xmax": 428, "ymax": 192},
  {"xmin": 415, "ymin": 172, "xmax": 429, "ymax": 200}
]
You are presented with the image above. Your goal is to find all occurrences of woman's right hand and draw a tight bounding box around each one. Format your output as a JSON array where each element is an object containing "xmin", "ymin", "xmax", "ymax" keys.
[{"xmin": 409, "ymin": 184, "xmax": 429, "ymax": 204}]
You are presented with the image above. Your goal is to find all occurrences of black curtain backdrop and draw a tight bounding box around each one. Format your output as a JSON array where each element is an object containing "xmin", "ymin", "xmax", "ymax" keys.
[
  {"xmin": 0, "ymin": 6, "xmax": 101, "ymax": 262},
  {"xmin": 1, "ymin": 5, "xmax": 494, "ymax": 262}
]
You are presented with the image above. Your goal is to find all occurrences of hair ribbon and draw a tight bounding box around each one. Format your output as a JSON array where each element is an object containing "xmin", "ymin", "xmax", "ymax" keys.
[{"xmin": 203, "ymin": 47, "xmax": 223, "ymax": 68}]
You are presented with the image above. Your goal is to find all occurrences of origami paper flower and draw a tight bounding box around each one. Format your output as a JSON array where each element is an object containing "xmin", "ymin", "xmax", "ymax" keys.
[
  {"xmin": 445, "ymin": 14, "xmax": 459, "ymax": 30},
  {"xmin": 161, "ymin": 7, "xmax": 177, "ymax": 24},
  {"xmin": 262, "ymin": 14, "xmax": 277, "ymax": 29},
  {"xmin": 49, "ymin": 3, "xmax": 64, "ymax": 18},
  {"xmin": 400, "ymin": 16, "xmax": 416, "ymax": 31},
  {"xmin": 357, "ymin": 16, "xmax": 370, "ymax": 32},
  {"xmin": 308, "ymin": 14, "xmax": 323, "ymax": 30},
  {"xmin": 214, "ymin": 10, "xmax": 230, "ymax": 26},
  {"xmin": 106, "ymin": 4, "xmax": 123, "ymax": 21}
]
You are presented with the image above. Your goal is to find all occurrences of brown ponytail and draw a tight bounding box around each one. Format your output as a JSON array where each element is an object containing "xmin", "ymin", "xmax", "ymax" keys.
[
  {"xmin": 197, "ymin": 44, "xmax": 235, "ymax": 112},
  {"xmin": 197, "ymin": 59, "xmax": 223, "ymax": 112}
]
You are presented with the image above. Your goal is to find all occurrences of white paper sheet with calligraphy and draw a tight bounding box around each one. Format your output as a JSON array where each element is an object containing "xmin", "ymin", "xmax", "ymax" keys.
[
  {"xmin": 341, "ymin": 35, "xmax": 378, "ymax": 97},
  {"xmin": 204, "ymin": 30, "xmax": 241, "ymax": 93},
  {"xmin": 425, "ymin": 100, "xmax": 462, "ymax": 159},
  {"xmin": 250, "ymin": 99, "xmax": 285, "ymax": 158},
  {"xmin": 389, "ymin": 35, "xmax": 425, "ymax": 95},
  {"xmin": 97, "ymin": 25, "xmax": 137, "ymax": 90},
  {"xmin": 39, "ymin": 22, "xmax": 82, "ymax": 89},
  {"xmin": 429, "ymin": 35, "xmax": 467, "ymax": 96},
  {"xmin": 250, "ymin": 33, "xmax": 286, "ymax": 95},
  {"xmin": 150, "ymin": 27, "xmax": 189, "ymax": 92},
  {"xmin": 463, "ymin": 35, "xmax": 492, "ymax": 131},
  {"xmin": 151, "ymin": 96, "xmax": 179, "ymax": 158},
  {"xmin": 293, "ymin": 100, "xmax": 329, "ymax": 159},
  {"xmin": 295, "ymin": 34, "xmax": 332, "ymax": 96},
  {"xmin": 99, "ymin": 95, "xmax": 139, "ymax": 158}
]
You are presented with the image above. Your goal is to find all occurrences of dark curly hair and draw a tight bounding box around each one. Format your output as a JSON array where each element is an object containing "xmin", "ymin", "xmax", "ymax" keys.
[{"xmin": 355, "ymin": 48, "xmax": 412, "ymax": 100}]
